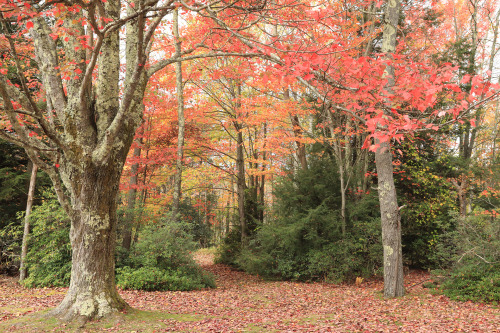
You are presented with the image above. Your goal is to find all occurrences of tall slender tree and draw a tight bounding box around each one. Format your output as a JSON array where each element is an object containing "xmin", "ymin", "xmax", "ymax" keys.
[{"xmin": 375, "ymin": 0, "xmax": 404, "ymax": 297}]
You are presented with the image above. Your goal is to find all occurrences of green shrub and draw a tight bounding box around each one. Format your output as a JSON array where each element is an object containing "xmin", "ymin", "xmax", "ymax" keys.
[
  {"xmin": 0, "ymin": 221, "xmax": 23, "ymax": 275},
  {"xmin": 116, "ymin": 217, "xmax": 216, "ymax": 291},
  {"xmin": 437, "ymin": 213, "xmax": 500, "ymax": 302},
  {"xmin": 441, "ymin": 263, "xmax": 500, "ymax": 302},
  {"xmin": 126, "ymin": 219, "xmax": 198, "ymax": 269},
  {"xmin": 393, "ymin": 140, "xmax": 457, "ymax": 269},
  {"xmin": 231, "ymin": 156, "xmax": 383, "ymax": 283},
  {"xmin": 308, "ymin": 220, "xmax": 383, "ymax": 282},
  {"xmin": 21, "ymin": 193, "xmax": 72, "ymax": 288},
  {"xmin": 214, "ymin": 228, "xmax": 243, "ymax": 266},
  {"xmin": 236, "ymin": 209, "xmax": 382, "ymax": 282},
  {"xmin": 116, "ymin": 266, "xmax": 215, "ymax": 291}
]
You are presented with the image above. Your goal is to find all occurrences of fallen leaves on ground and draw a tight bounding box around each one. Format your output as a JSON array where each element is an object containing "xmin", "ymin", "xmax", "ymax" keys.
[{"xmin": 1, "ymin": 253, "xmax": 499, "ymax": 332}]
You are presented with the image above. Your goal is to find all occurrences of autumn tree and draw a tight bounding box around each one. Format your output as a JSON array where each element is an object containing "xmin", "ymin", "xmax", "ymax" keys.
[
  {"xmin": 0, "ymin": 0, "xmax": 266, "ymax": 321},
  {"xmin": 190, "ymin": 0, "xmax": 499, "ymax": 297}
]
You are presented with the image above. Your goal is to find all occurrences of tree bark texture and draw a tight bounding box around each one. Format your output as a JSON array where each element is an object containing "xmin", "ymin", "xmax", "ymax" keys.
[
  {"xmin": 51, "ymin": 163, "xmax": 129, "ymax": 321},
  {"xmin": 377, "ymin": 0, "xmax": 405, "ymax": 298},
  {"xmin": 375, "ymin": 140, "xmax": 404, "ymax": 297}
]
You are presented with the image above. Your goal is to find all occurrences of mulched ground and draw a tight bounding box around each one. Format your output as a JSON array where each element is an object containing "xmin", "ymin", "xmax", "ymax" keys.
[{"xmin": 1, "ymin": 252, "xmax": 499, "ymax": 332}]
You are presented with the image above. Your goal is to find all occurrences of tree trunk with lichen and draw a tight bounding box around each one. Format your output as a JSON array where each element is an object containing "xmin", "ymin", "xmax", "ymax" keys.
[
  {"xmin": 375, "ymin": 139, "xmax": 404, "ymax": 297},
  {"xmin": 51, "ymin": 163, "xmax": 129, "ymax": 321},
  {"xmin": 375, "ymin": 0, "xmax": 405, "ymax": 298}
]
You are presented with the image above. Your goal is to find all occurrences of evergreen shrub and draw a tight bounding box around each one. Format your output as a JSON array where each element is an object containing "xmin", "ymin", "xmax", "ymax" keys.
[
  {"xmin": 214, "ymin": 228, "xmax": 242, "ymax": 266},
  {"xmin": 116, "ymin": 266, "xmax": 215, "ymax": 291},
  {"xmin": 228, "ymin": 156, "xmax": 383, "ymax": 282},
  {"xmin": 440, "ymin": 263, "xmax": 500, "ymax": 302},
  {"xmin": 436, "ymin": 213, "xmax": 500, "ymax": 302},
  {"xmin": 115, "ymin": 218, "xmax": 215, "ymax": 291},
  {"xmin": 21, "ymin": 193, "xmax": 72, "ymax": 288}
]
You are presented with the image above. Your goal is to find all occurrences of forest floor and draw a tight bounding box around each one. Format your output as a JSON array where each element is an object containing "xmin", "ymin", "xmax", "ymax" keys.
[{"xmin": 1, "ymin": 249, "xmax": 499, "ymax": 332}]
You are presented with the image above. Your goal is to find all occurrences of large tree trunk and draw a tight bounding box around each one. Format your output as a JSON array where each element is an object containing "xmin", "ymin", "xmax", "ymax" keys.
[
  {"xmin": 51, "ymin": 164, "xmax": 128, "ymax": 321},
  {"xmin": 377, "ymin": 0, "xmax": 404, "ymax": 298}
]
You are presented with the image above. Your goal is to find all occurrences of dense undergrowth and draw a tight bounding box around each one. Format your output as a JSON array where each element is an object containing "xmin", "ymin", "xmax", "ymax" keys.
[
  {"xmin": 3, "ymin": 192, "xmax": 215, "ymax": 291},
  {"xmin": 216, "ymin": 151, "xmax": 500, "ymax": 303}
]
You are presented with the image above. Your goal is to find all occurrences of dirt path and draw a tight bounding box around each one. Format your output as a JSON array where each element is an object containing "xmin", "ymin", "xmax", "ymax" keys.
[{"xmin": 1, "ymin": 252, "xmax": 499, "ymax": 332}]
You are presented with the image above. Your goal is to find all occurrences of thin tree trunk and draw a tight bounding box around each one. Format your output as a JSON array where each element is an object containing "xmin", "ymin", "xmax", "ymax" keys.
[
  {"xmin": 259, "ymin": 123, "xmax": 267, "ymax": 223},
  {"xmin": 361, "ymin": 144, "xmax": 370, "ymax": 194},
  {"xmin": 492, "ymin": 96, "xmax": 500, "ymax": 163},
  {"xmin": 171, "ymin": 8, "xmax": 185, "ymax": 221},
  {"xmin": 285, "ymin": 89, "xmax": 308, "ymax": 170},
  {"xmin": 376, "ymin": 0, "xmax": 404, "ymax": 298},
  {"xmin": 19, "ymin": 163, "xmax": 38, "ymax": 282},
  {"xmin": 236, "ymin": 127, "xmax": 247, "ymax": 244},
  {"xmin": 122, "ymin": 145, "xmax": 141, "ymax": 251},
  {"xmin": 226, "ymin": 141, "xmax": 234, "ymax": 234},
  {"xmin": 451, "ymin": 178, "xmax": 469, "ymax": 217},
  {"xmin": 338, "ymin": 162, "xmax": 347, "ymax": 236},
  {"xmin": 327, "ymin": 110, "xmax": 347, "ymax": 237}
]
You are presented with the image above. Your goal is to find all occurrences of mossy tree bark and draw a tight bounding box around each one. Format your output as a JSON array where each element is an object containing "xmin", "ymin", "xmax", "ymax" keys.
[{"xmin": 51, "ymin": 162, "xmax": 129, "ymax": 321}]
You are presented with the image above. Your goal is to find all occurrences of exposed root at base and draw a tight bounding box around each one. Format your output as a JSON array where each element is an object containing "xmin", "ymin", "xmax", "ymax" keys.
[{"xmin": 46, "ymin": 293, "xmax": 130, "ymax": 325}]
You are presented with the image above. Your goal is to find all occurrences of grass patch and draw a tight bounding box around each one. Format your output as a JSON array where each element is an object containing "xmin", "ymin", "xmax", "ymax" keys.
[{"xmin": 0, "ymin": 308, "xmax": 207, "ymax": 332}]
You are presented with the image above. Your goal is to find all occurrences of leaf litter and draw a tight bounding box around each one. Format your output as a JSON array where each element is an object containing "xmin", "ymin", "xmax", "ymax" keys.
[{"xmin": 0, "ymin": 251, "xmax": 499, "ymax": 332}]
